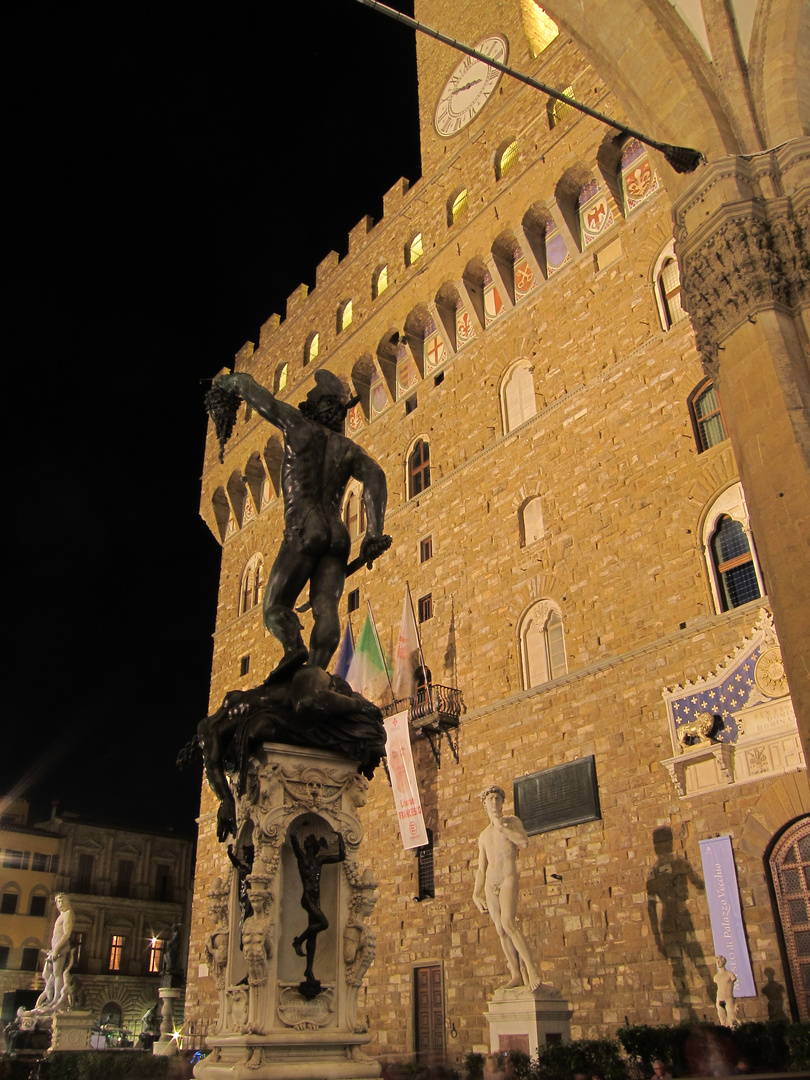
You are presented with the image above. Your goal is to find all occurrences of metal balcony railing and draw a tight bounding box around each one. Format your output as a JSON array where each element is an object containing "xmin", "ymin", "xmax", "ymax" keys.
[{"xmin": 380, "ymin": 683, "xmax": 465, "ymax": 764}]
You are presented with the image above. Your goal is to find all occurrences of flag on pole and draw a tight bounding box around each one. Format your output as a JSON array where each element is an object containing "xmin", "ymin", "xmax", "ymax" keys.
[
  {"xmin": 392, "ymin": 587, "xmax": 420, "ymax": 700},
  {"xmin": 333, "ymin": 621, "xmax": 354, "ymax": 680},
  {"xmin": 346, "ymin": 614, "xmax": 389, "ymax": 702},
  {"xmin": 384, "ymin": 711, "xmax": 429, "ymax": 849}
]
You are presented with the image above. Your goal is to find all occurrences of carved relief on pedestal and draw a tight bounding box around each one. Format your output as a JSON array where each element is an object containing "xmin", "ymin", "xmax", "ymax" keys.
[
  {"xmin": 661, "ymin": 610, "xmax": 804, "ymax": 797},
  {"xmin": 277, "ymin": 985, "xmax": 336, "ymax": 1029},
  {"xmin": 343, "ymin": 887, "xmax": 378, "ymax": 1033}
]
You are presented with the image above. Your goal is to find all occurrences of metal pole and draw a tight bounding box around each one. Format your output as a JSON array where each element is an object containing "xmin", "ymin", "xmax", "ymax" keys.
[
  {"xmin": 352, "ymin": 0, "xmax": 704, "ymax": 173},
  {"xmin": 367, "ymin": 600, "xmax": 395, "ymax": 699},
  {"xmin": 407, "ymin": 582, "xmax": 434, "ymax": 715}
]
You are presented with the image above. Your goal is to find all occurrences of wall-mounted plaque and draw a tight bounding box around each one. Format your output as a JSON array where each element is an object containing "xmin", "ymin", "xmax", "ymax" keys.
[{"xmin": 514, "ymin": 756, "xmax": 601, "ymax": 836}]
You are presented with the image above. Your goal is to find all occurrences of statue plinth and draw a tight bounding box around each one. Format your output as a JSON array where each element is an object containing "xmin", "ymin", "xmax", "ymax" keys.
[
  {"xmin": 195, "ymin": 742, "xmax": 380, "ymax": 1080},
  {"xmin": 485, "ymin": 985, "xmax": 573, "ymax": 1058},
  {"xmin": 153, "ymin": 988, "xmax": 182, "ymax": 1056},
  {"xmin": 51, "ymin": 1010, "xmax": 94, "ymax": 1051}
]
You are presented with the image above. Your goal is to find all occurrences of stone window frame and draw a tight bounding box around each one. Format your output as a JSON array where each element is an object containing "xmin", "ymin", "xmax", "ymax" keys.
[
  {"xmin": 372, "ymin": 263, "xmax": 389, "ymax": 300},
  {"xmin": 519, "ymin": 496, "xmax": 544, "ymax": 547},
  {"xmin": 274, "ymin": 362, "xmax": 289, "ymax": 394},
  {"xmin": 337, "ymin": 299, "xmax": 353, "ymax": 334},
  {"xmin": 495, "ymin": 138, "xmax": 520, "ymax": 180},
  {"xmin": 342, "ymin": 484, "xmax": 367, "ymax": 541},
  {"xmin": 406, "ymin": 232, "xmax": 424, "ymax": 267},
  {"xmin": 652, "ymin": 239, "xmax": 689, "ymax": 330},
  {"xmin": 238, "ymin": 553, "xmax": 264, "ymax": 616},
  {"xmin": 304, "ymin": 331, "xmax": 319, "ymax": 366},
  {"xmin": 500, "ymin": 359, "xmax": 537, "ymax": 434},
  {"xmin": 447, "ymin": 186, "xmax": 469, "ymax": 227},
  {"xmin": 688, "ymin": 376, "xmax": 728, "ymax": 452},
  {"xmin": 406, "ymin": 437, "xmax": 431, "ymax": 499},
  {"xmin": 519, "ymin": 598, "xmax": 568, "ymax": 689},
  {"xmin": 701, "ymin": 482, "xmax": 765, "ymax": 613}
]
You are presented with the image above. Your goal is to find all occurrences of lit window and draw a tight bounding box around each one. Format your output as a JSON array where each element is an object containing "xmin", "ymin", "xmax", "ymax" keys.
[
  {"xmin": 549, "ymin": 85, "xmax": 574, "ymax": 127},
  {"xmin": 108, "ymin": 935, "xmax": 125, "ymax": 972},
  {"xmin": 420, "ymin": 535, "xmax": 433, "ymax": 563},
  {"xmin": 448, "ymin": 188, "xmax": 468, "ymax": 226},
  {"xmin": 408, "ymin": 233, "xmax": 423, "ymax": 266},
  {"xmin": 338, "ymin": 300, "xmax": 353, "ymax": 332},
  {"xmin": 239, "ymin": 553, "xmax": 264, "ymax": 615},
  {"xmin": 304, "ymin": 332, "xmax": 319, "ymax": 365},
  {"xmin": 689, "ymin": 379, "xmax": 727, "ymax": 452},
  {"xmin": 275, "ymin": 363, "xmax": 288, "ymax": 393},
  {"xmin": 521, "ymin": 600, "xmax": 567, "ymax": 688},
  {"xmin": 148, "ymin": 938, "xmax": 164, "ymax": 974},
  {"xmin": 418, "ymin": 594, "xmax": 433, "ymax": 623},
  {"xmin": 496, "ymin": 140, "xmax": 519, "ymax": 180},
  {"xmin": 502, "ymin": 363, "xmax": 536, "ymax": 433},
  {"xmin": 522, "ymin": 2, "xmax": 559, "ymax": 57},
  {"xmin": 373, "ymin": 264, "xmax": 389, "ymax": 298},
  {"xmin": 408, "ymin": 440, "xmax": 431, "ymax": 498},
  {"xmin": 658, "ymin": 258, "xmax": 687, "ymax": 328}
]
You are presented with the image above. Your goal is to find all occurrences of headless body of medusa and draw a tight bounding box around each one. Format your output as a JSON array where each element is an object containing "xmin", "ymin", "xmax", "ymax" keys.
[{"xmin": 215, "ymin": 372, "xmax": 388, "ymax": 676}]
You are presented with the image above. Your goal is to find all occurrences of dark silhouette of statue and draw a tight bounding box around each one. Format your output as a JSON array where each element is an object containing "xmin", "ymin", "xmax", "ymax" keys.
[
  {"xmin": 192, "ymin": 370, "xmax": 391, "ymax": 840},
  {"xmin": 646, "ymin": 827, "xmax": 713, "ymax": 1013},
  {"xmin": 209, "ymin": 369, "xmax": 391, "ymax": 680},
  {"xmin": 291, "ymin": 829, "xmax": 346, "ymax": 998},
  {"xmin": 160, "ymin": 921, "xmax": 183, "ymax": 987},
  {"xmin": 761, "ymin": 966, "xmax": 787, "ymax": 1019}
]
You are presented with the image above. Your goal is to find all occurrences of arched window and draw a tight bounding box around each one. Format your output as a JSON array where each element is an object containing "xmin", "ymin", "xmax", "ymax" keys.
[
  {"xmin": 702, "ymin": 483, "xmax": 764, "ymax": 612},
  {"xmin": 447, "ymin": 187, "xmax": 468, "ymax": 226},
  {"xmin": 407, "ymin": 233, "xmax": 424, "ymax": 266},
  {"xmin": 688, "ymin": 378, "xmax": 727, "ymax": 451},
  {"xmin": 274, "ymin": 363, "xmax": 288, "ymax": 393},
  {"xmin": 372, "ymin": 264, "xmax": 388, "ymax": 299},
  {"xmin": 239, "ymin": 553, "xmax": 263, "ymax": 615},
  {"xmin": 501, "ymin": 363, "xmax": 536, "ymax": 433},
  {"xmin": 711, "ymin": 517, "xmax": 762, "ymax": 610},
  {"xmin": 521, "ymin": 600, "xmax": 567, "ymax": 688},
  {"xmin": 770, "ymin": 816, "xmax": 810, "ymax": 1021},
  {"xmin": 496, "ymin": 139, "xmax": 519, "ymax": 180},
  {"xmin": 654, "ymin": 246, "xmax": 688, "ymax": 329},
  {"xmin": 520, "ymin": 497, "xmax": 544, "ymax": 546},
  {"xmin": 304, "ymin": 332, "xmax": 319, "ymax": 365},
  {"xmin": 1, "ymin": 886, "xmax": 20, "ymax": 915},
  {"xmin": 343, "ymin": 490, "xmax": 366, "ymax": 540},
  {"xmin": 337, "ymin": 299, "xmax": 353, "ymax": 333},
  {"xmin": 100, "ymin": 1001, "xmax": 123, "ymax": 1026},
  {"xmin": 408, "ymin": 440, "xmax": 431, "ymax": 498},
  {"xmin": 521, "ymin": 1, "xmax": 558, "ymax": 57},
  {"xmin": 548, "ymin": 85, "xmax": 574, "ymax": 127}
]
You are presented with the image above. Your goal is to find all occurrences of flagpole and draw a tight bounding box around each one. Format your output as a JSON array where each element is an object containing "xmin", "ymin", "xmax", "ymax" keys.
[
  {"xmin": 407, "ymin": 582, "xmax": 434, "ymax": 715},
  {"xmin": 347, "ymin": 612, "xmax": 355, "ymax": 649},
  {"xmin": 367, "ymin": 600, "xmax": 394, "ymax": 700}
]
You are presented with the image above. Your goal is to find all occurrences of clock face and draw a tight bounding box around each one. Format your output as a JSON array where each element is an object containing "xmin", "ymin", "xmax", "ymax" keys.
[{"xmin": 434, "ymin": 34, "xmax": 508, "ymax": 138}]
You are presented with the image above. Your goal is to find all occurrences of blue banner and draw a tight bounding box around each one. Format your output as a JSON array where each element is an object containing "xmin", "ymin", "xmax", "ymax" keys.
[{"xmin": 698, "ymin": 835, "xmax": 755, "ymax": 996}]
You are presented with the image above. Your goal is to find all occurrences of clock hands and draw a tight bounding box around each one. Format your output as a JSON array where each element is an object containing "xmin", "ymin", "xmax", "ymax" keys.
[{"xmin": 452, "ymin": 78, "xmax": 482, "ymax": 96}]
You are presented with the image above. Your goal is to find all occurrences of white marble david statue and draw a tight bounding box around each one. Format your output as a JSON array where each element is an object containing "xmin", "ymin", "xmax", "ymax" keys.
[{"xmin": 473, "ymin": 785, "xmax": 541, "ymax": 991}]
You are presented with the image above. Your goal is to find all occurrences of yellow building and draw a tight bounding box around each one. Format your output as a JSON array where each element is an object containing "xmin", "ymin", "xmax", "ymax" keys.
[{"xmin": 187, "ymin": 0, "xmax": 809, "ymax": 1064}]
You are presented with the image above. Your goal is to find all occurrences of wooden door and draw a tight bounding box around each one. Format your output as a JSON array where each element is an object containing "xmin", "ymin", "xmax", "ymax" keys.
[{"xmin": 414, "ymin": 965, "xmax": 444, "ymax": 1056}]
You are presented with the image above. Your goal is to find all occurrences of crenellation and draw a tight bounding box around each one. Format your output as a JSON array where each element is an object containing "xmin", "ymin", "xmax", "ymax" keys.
[
  {"xmin": 285, "ymin": 281, "xmax": 309, "ymax": 320},
  {"xmin": 315, "ymin": 248, "xmax": 340, "ymax": 286}
]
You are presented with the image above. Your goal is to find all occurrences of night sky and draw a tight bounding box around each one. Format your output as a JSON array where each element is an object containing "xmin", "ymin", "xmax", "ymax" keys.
[{"xmin": 6, "ymin": 1, "xmax": 420, "ymax": 833}]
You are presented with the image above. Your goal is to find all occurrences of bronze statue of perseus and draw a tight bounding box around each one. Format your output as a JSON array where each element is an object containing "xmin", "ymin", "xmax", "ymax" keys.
[{"xmin": 211, "ymin": 368, "xmax": 391, "ymax": 681}]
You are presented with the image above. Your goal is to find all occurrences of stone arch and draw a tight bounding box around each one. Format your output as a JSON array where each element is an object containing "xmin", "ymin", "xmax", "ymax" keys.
[
  {"xmin": 738, "ymin": 772, "xmax": 810, "ymax": 860},
  {"xmin": 435, "ymin": 281, "xmax": 464, "ymax": 349},
  {"xmin": 351, "ymin": 352, "xmax": 377, "ymax": 421},
  {"xmin": 262, "ymin": 437, "xmax": 283, "ymax": 500},
  {"xmin": 492, "ymin": 229, "xmax": 523, "ymax": 305},
  {"xmin": 226, "ymin": 470, "xmax": 247, "ymax": 529},
  {"xmin": 243, "ymin": 452, "xmax": 265, "ymax": 520},
  {"xmin": 750, "ymin": 0, "xmax": 810, "ymax": 148},
  {"xmin": 522, "ymin": 202, "xmax": 556, "ymax": 279},
  {"xmin": 211, "ymin": 487, "xmax": 231, "ymax": 544}
]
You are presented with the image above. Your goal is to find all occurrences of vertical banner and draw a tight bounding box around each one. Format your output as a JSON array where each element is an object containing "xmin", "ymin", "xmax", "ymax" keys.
[
  {"xmin": 698, "ymin": 835, "xmax": 756, "ymax": 995},
  {"xmin": 384, "ymin": 711, "xmax": 428, "ymax": 850}
]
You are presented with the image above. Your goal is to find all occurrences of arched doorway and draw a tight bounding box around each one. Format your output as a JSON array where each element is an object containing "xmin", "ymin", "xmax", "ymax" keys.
[{"xmin": 770, "ymin": 816, "xmax": 810, "ymax": 1020}]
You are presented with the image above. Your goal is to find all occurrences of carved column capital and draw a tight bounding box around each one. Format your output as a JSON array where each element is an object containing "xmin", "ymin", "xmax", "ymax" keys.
[{"xmin": 673, "ymin": 138, "xmax": 810, "ymax": 371}]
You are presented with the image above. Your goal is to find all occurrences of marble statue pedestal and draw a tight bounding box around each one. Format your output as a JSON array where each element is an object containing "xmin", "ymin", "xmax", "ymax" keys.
[
  {"xmin": 51, "ymin": 1010, "xmax": 94, "ymax": 1051},
  {"xmin": 485, "ymin": 986, "xmax": 573, "ymax": 1057},
  {"xmin": 195, "ymin": 742, "xmax": 380, "ymax": 1080},
  {"xmin": 153, "ymin": 987, "xmax": 182, "ymax": 1056}
]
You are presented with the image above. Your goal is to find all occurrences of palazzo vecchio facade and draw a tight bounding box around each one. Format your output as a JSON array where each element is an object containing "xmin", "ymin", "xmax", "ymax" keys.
[{"xmin": 186, "ymin": 0, "xmax": 810, "ymax": 1062}]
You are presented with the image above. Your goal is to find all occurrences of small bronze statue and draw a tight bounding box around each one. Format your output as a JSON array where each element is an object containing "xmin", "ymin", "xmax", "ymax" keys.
[{"xmin": 291, "ymin": 829, "xmax": 346, "ymax": 998}]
